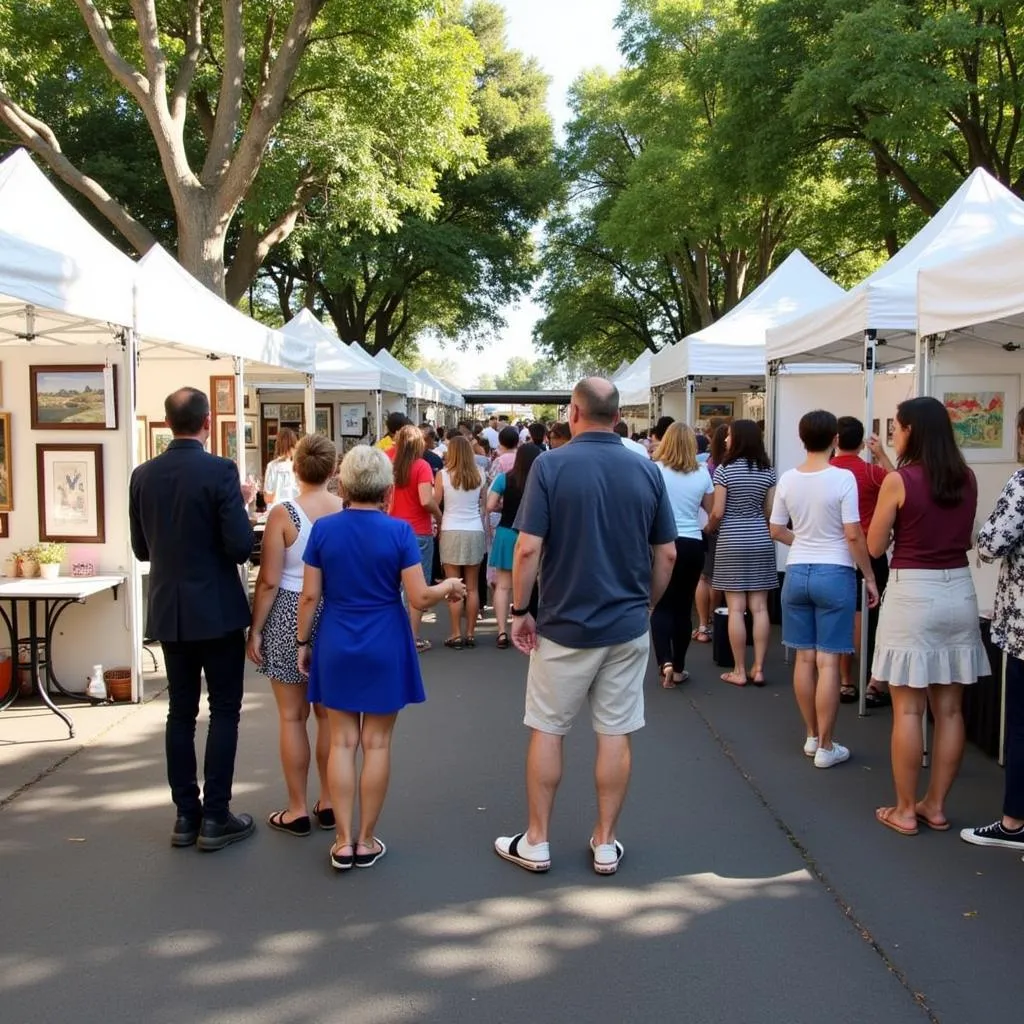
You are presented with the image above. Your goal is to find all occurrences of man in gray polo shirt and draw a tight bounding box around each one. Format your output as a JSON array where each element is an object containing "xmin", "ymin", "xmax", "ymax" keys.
[{"xmin": 494, "ymin": 378, "xmax": 677, "ymax": 875}]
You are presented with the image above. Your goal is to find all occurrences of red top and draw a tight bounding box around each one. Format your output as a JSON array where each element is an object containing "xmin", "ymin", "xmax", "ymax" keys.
[
  {"xmin": 389, "ymin": 458, "xmax": 434, "ymax": 536},
  {"xmin": 830, "ymin": 454, "xmax": 888, "ymax": 532},
  {"xmin": 890, "ymin": 463, "xmax": 977, "ymax": 570}
]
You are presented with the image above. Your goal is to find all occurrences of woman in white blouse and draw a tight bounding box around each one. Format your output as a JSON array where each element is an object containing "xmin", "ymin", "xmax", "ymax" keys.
[{"xmin": 263, "ymin": 428, "xmax": 299, "ymax": 507}]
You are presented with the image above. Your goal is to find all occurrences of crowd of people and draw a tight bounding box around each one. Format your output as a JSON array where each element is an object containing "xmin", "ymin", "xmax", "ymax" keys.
[{"xmin": 129, "ymin": 379, "xmax": 1024, "ymax": 873}]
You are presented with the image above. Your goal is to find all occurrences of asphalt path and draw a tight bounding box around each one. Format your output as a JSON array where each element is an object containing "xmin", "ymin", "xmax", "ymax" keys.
[{"xmin": 0, "ymin": 612, "xmax": 1019, "ymax": 1024}]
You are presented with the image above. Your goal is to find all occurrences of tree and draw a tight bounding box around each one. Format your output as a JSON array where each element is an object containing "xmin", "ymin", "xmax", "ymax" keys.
[
  {"xmin": 0, "ymin": 1, "xmax": 483, "ymax": 298},
  {"xmin": 265, "ymin": 1, "xmax": 559, "ymax": 352}
]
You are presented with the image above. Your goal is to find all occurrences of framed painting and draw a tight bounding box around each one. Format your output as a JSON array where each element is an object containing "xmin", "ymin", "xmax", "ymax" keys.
[
  {"xmin": 149, "ymin": 421, "xmax": 173, "ymax": 458},
  {"xmin": 262, "ymin": 403, "xmax": 280, "ymax": 419},
  {"xmin": 220, "ymin": 419, "xmax": 239, "ymax": 461},
  {"xmin": 0, "ymin": 412, "xmax": 11, "ymax": 511},
  {"xmin": 279, "ymin": 403, "xmax": 303, "ymax": 423},
  {"xmin": 36, "ymin": 444, "xmax": 105, "ymax": 543},
  {"xmin": 697, "ymin": 398, "xmax": 734, "ymax": 419},
  {"xmin": 0, "ymin": 513, "xmax": 7, "ymax": 539},
  {"xmin": 937, "ymin": 376, "xmax": 1020, "ymax": 463},
  {"xmin": 211, "ymin": 375, "xmax": 235, "ymax": 416},
  {"xmin": 315, "ymin": 404, "xmax": 334, "ymax": 438},
  {"xmin": 341, "ymin": 403, "xmax": 366, "ymax": 437},
  {"xmin": 886, "ymin": 418, "xmax": 896, "ymax": 447},
  {"xmin": 30, "ymin": 365, "xmax": 117, "ymax": 429},
  {"xmin": 244, "ymin": 416, "xmax": 258, "ymax": 449},
  {"xmin": 135, "ymin": 415, "xmax": 147, "ymax": 465}
]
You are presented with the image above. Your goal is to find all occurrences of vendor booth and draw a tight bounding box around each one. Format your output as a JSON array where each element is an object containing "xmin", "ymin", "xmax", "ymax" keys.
[{"xmin": 415, "ymin": 368, "xmax": 464, "ymax": 426}]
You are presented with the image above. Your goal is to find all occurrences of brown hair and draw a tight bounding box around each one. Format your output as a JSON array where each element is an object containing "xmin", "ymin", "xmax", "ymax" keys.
[
  {"xmin": 393, "ymin": 425, "xmax": 426, "ymax": 488},
  {"xmin": 654, "ymin": 421, "xmax": 699, "ymax": 472},
  {"xmin": 274, "ymin": 427, "xmax": 298, "ymax": 459},
  {"xmin": 444, "ymin": 435, "xmax": 482, "ymax": 491},
  {"xmin": 293, "ymin": 433, "xmax": 337, "ymax": 485}
]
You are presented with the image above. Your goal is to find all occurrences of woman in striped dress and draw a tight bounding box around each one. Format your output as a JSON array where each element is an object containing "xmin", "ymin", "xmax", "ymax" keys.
[{"xmin": 708, "ymin": 420, "xmax": 779, "ymax": 687}]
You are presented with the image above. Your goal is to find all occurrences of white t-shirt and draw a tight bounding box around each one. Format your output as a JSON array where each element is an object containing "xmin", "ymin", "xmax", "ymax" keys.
[
  {"xmin": 481, "ymin": 426, "xmax": 500, "ymax": 450},
  {"xmin": 658, "ymin": 464, "xmax": 714, "ymax": 540},
  {"xmin": 519, "ymin": 427, "xmax": 531, "ymax": 445},
  {"xmin": 770, "ymin": 466, "xmax": 860, "ymax": 567},
  {"xmin": 620, "ymin": 436, "xmax": 650, "ymax": 458},
  {"xmin": 263, "ymin": 457, "xmax": 299, "ymax": 505},
  {"xmin": 440, "ymin": 469, "xmax": 485, "ymax": 532}
]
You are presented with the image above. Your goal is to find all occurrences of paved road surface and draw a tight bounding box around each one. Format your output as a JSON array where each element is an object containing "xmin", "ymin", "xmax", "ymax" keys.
[{"xmin": 1, "ymin": 613, "xmax": 1019, "ymax": 1023}]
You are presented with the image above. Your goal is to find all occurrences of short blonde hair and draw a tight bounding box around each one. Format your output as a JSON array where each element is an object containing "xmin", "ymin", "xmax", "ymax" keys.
[
  {"xmin": 654, "ymin": 421, "xmax": 699, "ymax": 473},
  {"xmin": 339, "ymin": 445, "xmax": 393, "ymax": 503},
  {"xmin": 293, "ymin": 433, "xmax": 338, "ymax": 485}
]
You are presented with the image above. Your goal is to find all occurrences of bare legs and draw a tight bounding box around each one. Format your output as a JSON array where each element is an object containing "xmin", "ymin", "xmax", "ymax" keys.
[
  {"xmin": 791, "ymin": 650, "xmax": 842, "ymax": 750},
  {"xmin": 695, "ymin": 577, "xmax": 712, "ymax": 633},
  {"xmin": 443, "ymin": 563, "xmax": 481, "ymax": 641},
  {"xmin": 271, "ymin": 681, "xmax": 332, "ymax": 821},
  {"xmin": 325, "ymin": 708, "xmax": 398, "ymax": 855},
  {"xmin": 721, "ymin": 590, "xmax": 769, "ymax": 685},
  {"xmin": 493, "ymin": 568, "xmax": 512, "ymax": 638},
  {"xmin": 878, "ymin": 683, "xmax": 965, "ymax": 831},
  {"xmin": 524, "ymin": 729, "xmax": 631, "ymax": 849},
  {"xmin": 792, "ymin": 649, "xmax": 818, "ymax": 741}
]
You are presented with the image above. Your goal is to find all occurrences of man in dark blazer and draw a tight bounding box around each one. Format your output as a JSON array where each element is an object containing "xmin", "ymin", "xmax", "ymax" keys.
[{"xmin": 129, "ymin": 387, "xmax": 256, "ymax": 852}]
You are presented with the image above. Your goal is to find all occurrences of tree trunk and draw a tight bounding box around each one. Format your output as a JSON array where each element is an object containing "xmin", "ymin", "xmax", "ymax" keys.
[{"xmin": 176, "ymin": 196, "xmax": 230, "ymax": 298}]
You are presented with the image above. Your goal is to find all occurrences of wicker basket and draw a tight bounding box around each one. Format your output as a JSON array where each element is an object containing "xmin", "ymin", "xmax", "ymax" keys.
[{"xmin": 104, "ymin": 668, "xmax": 132, "ymax": 702}]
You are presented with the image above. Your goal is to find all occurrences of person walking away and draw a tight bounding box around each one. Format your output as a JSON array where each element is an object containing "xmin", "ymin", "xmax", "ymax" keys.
[
  {"xmin": 615, "ymin": 421, "xmax": 650, "ymax": 458},
  {"xmin": 770, "ymin": 411, "xmax": 879, "ymax": 768},
  {"xmin": 129, "ymin": 387, "xmax": 255, "ymax": 851},
  {"xmin": 868, "ymin": 397, "xmax": 989, "ymax": 836},
  {"xmin": 528, "ymin": 422, "xmax": 549, "ymax": 450},
  {"xmin": 693, "ymin": 424, "xmax": 729, "ymax": 643},
  {"xmin": 389, "ymin": 426, "xmax": 443, "ymax": 652},
  {"xmin": 548, "ymin": 422, "xmax": 571, "ymax": 449},
  {"xmin": 263, "ymin": 427, "xmax": 299, "ymax": 507},
  {"xmin": 435, "ymin": 435, "xmax": 486, "ymax": 648},
  {"xmin": 247, "ymin": 434, "xmax": 343, "ymax": 835},
  {"xmin": 298, "ymin": 446, "xmax": 466, "ymax": 869},
  {"xmin": 482, "ymin": 415, "xmax": 501, "ymax": 452},
  {"xmin": 487, "ymin": 444, "xmax": 542, "ymax": 650},
  {"xmin": 830, "ymin": 416, "xmax": 894, "ymax": 705},
  {"xmin": 962, "ymin": 404, "xmax": 1024, "ymax": 854},
  {"xmin": 375, "ymin": 412, "xmax": 410, "ymax": 453},
  {"xmin": 651, "ymin": 422, "xmax": 713, "ymax": 687},
  {"xmin": 708, "ymin": 420, "xmax": 779, "ymax": 686},
  {"xmin": 496, "ymin": 378, "xmax": 676, "ymax": 875},
  {"xmin": 420, "ymin": 426, "xmax": 444, "ymax": 475}
]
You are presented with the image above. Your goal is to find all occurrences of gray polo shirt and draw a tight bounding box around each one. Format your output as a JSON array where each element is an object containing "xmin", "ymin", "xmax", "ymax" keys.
[{"xmin": 514, "ymin": 430, "xmax": 676, "ymax": 649}]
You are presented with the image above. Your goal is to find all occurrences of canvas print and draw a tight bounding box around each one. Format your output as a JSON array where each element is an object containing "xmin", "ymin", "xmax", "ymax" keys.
[
  {"xmin": 149, "ymin": 422, "xmax": 173, "ymax": 457},
  {"xmin": 280, "ymin": 403, "xmax": 303, "ymax": 423},
  {"xmin": 315, "ymin": 404, "xmax": 334, "ymax": 438},
  {"xmin": 697, "ymin": 399, "xmax": 734, "ymax": 419},
  {"xmin": 36, "ymin": 444, "xmax": 105, "ymax": 542},
  {"xmin": 211, "ymin": 375, "xmax": 235, "ymax": 416},
  {"xmin": 0, "ymin": 412, "xmax": 11, "ymax": 511},
  {"xmin": 341, "ymin": 404, "xmax": 366, "ymax": 437},
  {"xmin": 944, "ymin": 391, "xmax": 1005, "ymax": 449},
  {"xmin": 220, "ymin": 420, "xmax": 238, "ymax": 461},
  {"xmin": 30, "ymin": 365, "xmax": 117, "ymax": 429}
]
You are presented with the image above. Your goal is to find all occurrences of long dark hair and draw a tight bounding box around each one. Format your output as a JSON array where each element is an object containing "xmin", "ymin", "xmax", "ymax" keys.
[
  {"xmin": 896, "ymin": 396, "xmax": 970, "ymax": 507},
  {"xmin": 510, "ymin": 442, "xmax": 541, "ymax": 494},
  {"xmin": 709, "ymin": 423, "xmax": 729, "ymax": 467},
  {"xmin": 723, "ymin": 418, "xmax": 771, "ymax": 471}
]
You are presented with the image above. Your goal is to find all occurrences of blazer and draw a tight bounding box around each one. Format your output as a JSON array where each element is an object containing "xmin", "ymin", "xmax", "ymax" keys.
[{"xmin": 129, "ymin": 439, "xmax": 254, "ymax": 642}]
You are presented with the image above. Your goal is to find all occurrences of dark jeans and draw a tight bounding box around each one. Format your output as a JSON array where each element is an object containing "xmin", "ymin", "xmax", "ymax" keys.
[
  {"xmin": 1004, "ymin": 655, "xmax": 1024, "ymax": 820},
  {"xmin": 652, "ymin": 537, "xmax": 706, "ymax": 673},
  {"xmin": 162, "ymin": 631, "xmax": 246, "ymax": 823}
]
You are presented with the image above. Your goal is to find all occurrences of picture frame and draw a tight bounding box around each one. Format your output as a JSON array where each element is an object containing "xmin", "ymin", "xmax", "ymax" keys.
[
  {"xmin": 262, "ymin": 404, "xmax": 280, "ymax": 419},
  {"xmin": 341, "ymin": 403, "xmax": 366, "ymax": 437},
  {"xmin": 30, "ymin": 365, "xmax": 118, "ymax": 430},
  {"xmin": 936, "ymin": 375, "xmax": 1020, "ymax": 463},
  {"xmin": 0, "ymin": 411, "xmax": 12, "ymax": 512},
  {"xmin": 697, "ymin": 398, "xmax": 735, "ymax": 420},
  {"xmin": 211, "ymin": 375, "xmax": 235, "ymax": 416},
  {"xmin": 279, "ymin": 403, "xmax": 303, "ymax": 423},
  {"xmin": 220, "ymin": 419, "xmax": 239, "ymax": 461},
  {"xmin": 36, "ymin": 443, "xmax": 105, "ymax": 543},
  {"xmin": 315, "ymin": 404, "xmax": 334, "ymax": 438},
  {"xmin": 886, "ymin": 418, "xmax": 896, "ymax": 447},
  {"xmin": 149, "ymin": 421, "xmax": 173, "ymax": 458},
  {"xmin": 244, "ymin": 416, "xmax": 257, "ymax": 449},
  {"xmin": 135, "ymin": 415, "xmax": 147, "ymax": 465},
  {"xmin": 0, "ymin": 513, "xmax": 7, "ymax": 539}
]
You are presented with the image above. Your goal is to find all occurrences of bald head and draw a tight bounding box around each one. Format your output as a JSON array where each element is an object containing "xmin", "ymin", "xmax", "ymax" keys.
[
  {"xmin": 165, "ymin": 387, "xmax": 210, "ymax": 437},
  {"xmin": 572, "ymin": 377, "xmax": 619, "ymax": 426}
]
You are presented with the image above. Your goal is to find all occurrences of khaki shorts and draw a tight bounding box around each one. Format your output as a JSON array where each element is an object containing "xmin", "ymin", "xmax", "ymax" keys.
[{"xmin": 524, "ymin": 633, "xmax": 650, "ymax": 736}]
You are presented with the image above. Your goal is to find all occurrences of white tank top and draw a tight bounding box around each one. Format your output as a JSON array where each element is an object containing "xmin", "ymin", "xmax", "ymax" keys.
[
  {"xmin": 440, "ymin": 470, "xmax": 485, "ymax": 532},
  {"xmin": 279, "ymin": 501, "xmax": 313, "ymax": 592}
]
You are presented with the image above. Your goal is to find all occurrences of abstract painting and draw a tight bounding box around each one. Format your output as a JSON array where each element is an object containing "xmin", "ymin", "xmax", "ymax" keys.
[{"xmin": 938, "ymin": 376, "xmax": 1019, "ymax": 463}]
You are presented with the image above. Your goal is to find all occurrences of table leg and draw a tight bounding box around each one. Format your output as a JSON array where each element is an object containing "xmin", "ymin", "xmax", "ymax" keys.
[
  {"xmin": 43, "ymin": 599, "xmax": 102, "ymax": 704},
  {"xmin": 0, "ymin": 602, "xmax": 17, "ymax": 711},
  {"xmin": 27, "ymin": 600, "xmax": 74, "ymax": 738}
]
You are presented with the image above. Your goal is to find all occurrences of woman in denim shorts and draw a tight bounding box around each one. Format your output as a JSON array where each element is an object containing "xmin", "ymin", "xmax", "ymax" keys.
[{"xmin": 770, "ymin": 411, "xmax": 879, "ymax": 768}]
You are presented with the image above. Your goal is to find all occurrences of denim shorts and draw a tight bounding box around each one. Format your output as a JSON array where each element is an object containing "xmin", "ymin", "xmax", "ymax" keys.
[
  {"xmin": 415, "ymin": 534, "xmax": 434, "ymax": 582},
  {"xmin": 781, "ymin": 563, "xmax": 856, "ymax": 654}
]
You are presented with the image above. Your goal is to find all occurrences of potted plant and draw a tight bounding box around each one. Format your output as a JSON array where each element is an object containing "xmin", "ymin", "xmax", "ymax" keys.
[
  {"xmin": 35, "ymin": 543, "xmax": 65, "ymax": 580},
  {"xmin": 19, "ymin": 547, "xmax": 39, "ymax": 579}
]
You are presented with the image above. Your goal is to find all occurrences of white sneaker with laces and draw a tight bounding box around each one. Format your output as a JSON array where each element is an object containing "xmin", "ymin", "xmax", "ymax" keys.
[
  {"xmin": 590, "ymin": 837, "xmax": 624, "ymax": 875},
  {"xmin": 803, "ymin": 737, "xmax": 819, "ymax": 757},
  {"xmin": 814, "ymin": 741, "xmax": 850, "ymax": 768},
  {"xmin": 494, "ymin": 832, "xmax": 550, "ymax": 872}
]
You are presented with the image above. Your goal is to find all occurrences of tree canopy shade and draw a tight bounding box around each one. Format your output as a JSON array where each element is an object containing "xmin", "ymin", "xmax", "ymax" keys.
[{"xmin": 0, "ymin": 0, "xmax": 483, "ymax": 299}]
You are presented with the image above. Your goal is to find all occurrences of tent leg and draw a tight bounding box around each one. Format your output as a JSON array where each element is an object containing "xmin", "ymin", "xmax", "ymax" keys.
[
  {"xmin": 375, "ymin": 391, "xmax": 383, "ymax": 440},
  {"xmin": 765, "ymin": 361, "xmax": 779, "ymax": 466},
  {"xmin": 685, "ymin": 377, "xmax": 695, "ymax": 425},
  {"xmin": 303, "ymin": 373, "xmax": 316, "ymax": 439},
  {"xmin": 232, "ymin": 358, "xmax": 246, "ymax": 481},
  {"xmin": 123, "ymin": 330, "xmax": 144, "ymax": 701},
  {"xmin": 859, "ymin": 331, "xmax": 877, "ymax": 718}
]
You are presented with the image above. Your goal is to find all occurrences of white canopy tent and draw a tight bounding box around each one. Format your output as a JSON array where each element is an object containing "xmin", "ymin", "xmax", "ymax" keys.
[
  {"xmin": 374, "ymin": 348, "xmax": 436, "ymax": 416},
  {"xmin": 416, "ymin": 368, "xmax": 464, "ymax": 413},
  {"xmin": 616, "ymin": 350, "xmax": 654, "ymax": 408},
  {"xmin": 346, "ymin": 340, "xmax": 412, "ymax": 398},
  {"xmin": 652, "ymin": 250, "xmax": 846, "ymax": 427}
]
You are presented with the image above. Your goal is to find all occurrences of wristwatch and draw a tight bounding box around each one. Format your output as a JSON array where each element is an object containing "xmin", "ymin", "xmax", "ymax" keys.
[{"xmin": 510, "ymin": 605, "xmax": 531, "ymax": 617}]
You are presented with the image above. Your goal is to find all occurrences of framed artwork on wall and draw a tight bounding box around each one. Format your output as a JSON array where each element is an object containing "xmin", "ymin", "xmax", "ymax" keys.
[
  {"xmin": 697, "ymin": 398, "xmax": 735, "ymax": 419},
  {"xmin": 36, "ymin": 443, "xmax": 105, "ymax": 543},
  {"xmin": 244, "ymin": 416, "xmax": 257, "ymax": 449},
  {"xmin": 149, "ymin": 422, "xmax": 173, "ymax": 458},
  {"xmin": 0, "ymin": 411, "xmax": 12, "ymax": 512},
  {"xmin": 937, "ymin": 375, "xmax": 1020, "ymax": 463},
  {"xmin": 220, "ymin": 419, "xmax": 239, "ymax": 461},
  {"xmin": 341, "ymin": 404, "xmax": 366, "ymax": 437},
  {"xmin": 279, "ymin": 403, "xmax": 303, "ymax": 423},
  {"xmin": 211, "ymin": 375, "xmax": 235, "ymax": 416},
  {"xmin": 263, "ymin": 404, "xmax": 280, "ymax": 419},
  {"xmin": 135, "ymin": 415, "xmax": 147, "ymax": 465},
  {"xmin": 30, "ymin": 365, "xmax": 117, "ymax": 429},
  {"xmin": 0, "ymin": 513, "xmax": 7, "ymax": 538},
  {"xmin": 315, "ymin": 404, "xmax": 334, "ymax": 438}
]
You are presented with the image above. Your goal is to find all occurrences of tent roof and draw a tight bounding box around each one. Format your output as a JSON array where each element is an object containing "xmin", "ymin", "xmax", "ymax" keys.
[
  {"xmin": 374, "ymin": 348, "xmax": 434, "ymax": 400},
  {"xmin": 766, "ymin": 169, "xmax": 1024, "ymax": 363},
  {"xmin": 652, "ymin": 251, "xmax": 845, "ymax": 385},
  {"xmin": 277, "ymin": 310, "xmax": 386, "ymax": 389},
  {"xmin": 343, "ymin": 340, "xmax": 408, "ymax": 395},
  {"xmin": 416, "ymin": 368, "xmax": 464, "ymax": 408},
  {"xmin": 616, "ymin": 350, "xmax": 653, "ymax": 407},
  {"xmin": 0, "ymin": 148, "xmax": 136, "ymax": 342}
]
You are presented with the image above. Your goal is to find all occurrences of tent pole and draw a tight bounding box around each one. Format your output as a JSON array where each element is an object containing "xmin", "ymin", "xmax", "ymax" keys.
[
  {"xmin": 375, "ymin": 391, "xmax": 383, "ymax": 440},
  {"xmin": 123, "ymin": 327, "xmax": 144, "ymax": 701},
  {"xmin": 765, "ymin": 361, "xmax": 779, "ymax": 466},
  {"xmin": 859, "ymin": 331, "xmax": 877, "ymax": 719},
  {"xmin": 232, "ymin": 358, "xmax": 246, "ymax": 481},
  {"xmin": 921, "ymin": 334, "xmax": 933, "ymax": 397},
  {"xmin": 685, "ymin": 376, "xmax": 695, "ymax": 425},
  {"xmin": 303, "ymin": 373, "xmax": 316, "ymax": 439}
]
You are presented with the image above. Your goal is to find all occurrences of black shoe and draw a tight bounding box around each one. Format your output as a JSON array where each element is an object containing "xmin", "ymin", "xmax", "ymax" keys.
[
  {"xmin": 313, "ymin": 801, "xmax": 335, "ymax": 830},
  {"xmin": 197, "ymin": 812, "xmax": 256, "ymax": 852},
  {"xmin": 959, "ymin": 819, "xmax": 1024, "ymax": 849},
  {"xmin": 171, "ymin": 815, "xmax": 201, "ymax": 848}
]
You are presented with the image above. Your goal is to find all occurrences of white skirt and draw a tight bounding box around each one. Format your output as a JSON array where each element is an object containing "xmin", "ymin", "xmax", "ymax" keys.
[{"xmin": 872, "ymin": 567, "xmax": 990, "ymax": 687}]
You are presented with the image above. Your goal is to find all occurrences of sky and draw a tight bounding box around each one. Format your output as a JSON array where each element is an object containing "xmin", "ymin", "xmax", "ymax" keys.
[{"xmin": 416, "ymin": 0, "xmax": 624, "ymax": 387}]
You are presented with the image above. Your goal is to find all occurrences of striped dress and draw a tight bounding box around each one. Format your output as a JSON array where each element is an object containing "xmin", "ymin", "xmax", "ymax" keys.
[{"xmin": 712, "ymin": 461, "xmax": 779, "ymax": 592}]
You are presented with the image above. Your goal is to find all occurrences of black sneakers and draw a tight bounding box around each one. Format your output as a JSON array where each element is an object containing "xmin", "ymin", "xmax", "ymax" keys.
[
  {"xmin": 197, "ymin": 812, "xmax": 256, "ymax": 852},
  {"xmin": 959, "ymin": 819, "xmax": 1024, "ymax": 849}
]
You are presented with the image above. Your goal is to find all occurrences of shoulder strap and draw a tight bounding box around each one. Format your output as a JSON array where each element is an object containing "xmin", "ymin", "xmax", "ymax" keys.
[{"xmin": 282, "ymin": 500, "xmax": 302, "ymax": 531}]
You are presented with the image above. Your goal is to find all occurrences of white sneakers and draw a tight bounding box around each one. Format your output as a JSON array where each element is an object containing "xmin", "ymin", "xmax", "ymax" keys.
[
  {"xmin": 803, "ymin": 736, "xmax": 819, "ymax": 757},
  {"xmin": 494, "ymin": 832, "xmax": 625, "ymax": 875},
  {"xmin": 813, "ymin": 741, "xmax": 850, "ymax": 769}
]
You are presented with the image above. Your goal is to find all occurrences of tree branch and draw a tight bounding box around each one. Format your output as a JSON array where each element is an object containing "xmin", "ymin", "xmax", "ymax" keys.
[
  {"xmin": 170, "ymin": 0, "xmax": 204, "ymax": 124},
  {"xmin": 129, "ymin": 0, "xmax": 168, "ymax": 96},
  {"xmin": 202, "ymin": 0, "xmax": 247, "ymax": 186},
  {"xmin": 72, "ymin": 0, "xmax": 151, "ymax": 104}
]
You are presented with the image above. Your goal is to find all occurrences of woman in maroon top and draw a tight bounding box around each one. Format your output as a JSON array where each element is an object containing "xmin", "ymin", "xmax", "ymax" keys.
[{"xmin": 867, "ymin": 397, "xmax": 990, "ymax": 836}]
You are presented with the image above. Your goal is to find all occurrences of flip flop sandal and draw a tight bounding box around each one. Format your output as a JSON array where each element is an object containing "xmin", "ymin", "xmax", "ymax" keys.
[
  {"xmin": 660, "ymin": 663, "xmax": 676, "ymax": 689},
  {"xmin": 916, "ymin": 813, "xmax": 951, "ymax": 832},
  {"xmin": 865, "ymin": 688, "xmax": 892, "ymax": 708},
  {"xmin": 415, "ymin": 638, "xmax": 432, "ymax": 653},
  {"xmin": 355, "ymin": 837, "xmax": 387, "ymax": 868},
  {"xmin": 839, "ymin": 686, "xmax": 859, "ymax": 704},
  {"xmin": 876, "ymin": 807, "xmax": 918, "ymax": 836},
  {"xmin": 267, "ymin": 810, "xmax": 311, "ymax": 837},
  {"xmin": 330, "ymin": 844, "xmax": 354, "ymax": 871},
  {"xmin": 721, "ymin": 672, "xmax": 748, "ymax": 687},
  {"xmin": 693, "ymin": 628, "xmax": 712, "ymax": 643},
  {"xmin": 313, "ymin": 801, "xmax": 335, "ymax": 831},
  {"xmin": 496, "ymin": 633, "xmax": 511, "ymax": 649},
  {"xmin": 444, "ymin": 636, "xmax": 464, "ymax": 650},
  {"xmin": 465, "ymin": 637, "xmax": 477, "ymax": 649}
]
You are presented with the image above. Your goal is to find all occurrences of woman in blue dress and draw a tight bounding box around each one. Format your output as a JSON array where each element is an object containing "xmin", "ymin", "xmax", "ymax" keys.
[{"xmin": 297, "ymin": 445, "xmax": 466, "ymax": 872}]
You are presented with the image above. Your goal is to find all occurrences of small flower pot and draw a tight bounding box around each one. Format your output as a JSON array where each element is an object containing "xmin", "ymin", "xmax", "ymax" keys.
[
  {"xmin": 38, "ymin": 563, "xmax": 60, "ymax": 580},
  {"xmin": 20, "ymin": 559, "xmax": 38, "ymax": 579}
]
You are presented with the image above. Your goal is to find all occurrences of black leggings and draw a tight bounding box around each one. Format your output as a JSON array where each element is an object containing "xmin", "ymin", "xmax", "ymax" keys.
[{"xmin": 652, "ymin": 538, "xmax": 706, "ymax": 673}]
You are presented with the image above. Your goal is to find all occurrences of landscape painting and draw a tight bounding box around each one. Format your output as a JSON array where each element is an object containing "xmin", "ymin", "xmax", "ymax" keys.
[
  {"xmin": 30, "ymin": 365, "xmax": 117, "ymax": 429},
  {"xmin": 938, "ymin": 376, "xmax": 1018, "ymax": 463}
]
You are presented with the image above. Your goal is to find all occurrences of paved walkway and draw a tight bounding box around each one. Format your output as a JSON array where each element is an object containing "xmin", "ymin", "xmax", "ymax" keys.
[{"xmin": 0, "ymin": 614, "xmax": 1018, "ymax": 1024}]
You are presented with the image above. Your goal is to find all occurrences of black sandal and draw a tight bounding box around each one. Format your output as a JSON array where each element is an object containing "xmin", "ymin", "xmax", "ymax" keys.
[
  {"xmin": 864, "ymin": 687, "xmax": 892, "ymax": 708},
  {"xmin": 313, "ymin": 801, "xmax": 335, "ymax": 830},
  {"xmin": 496, "ymin": 633, "xmax": 510, "ymax": 649},
  {"xmin": 465, "ymin": 636, "xmax": 476, "ymax": 649},
  {"xmin": 267, "ymin": 810, "xmax": 311, "ymax": 837},
  {"xmin": 839, "ymin": 685, "xmax": 859, "ymax": 704},
  {"xmin": 444, "ymin": 636, "xmax": 464, "ymax": 650}
]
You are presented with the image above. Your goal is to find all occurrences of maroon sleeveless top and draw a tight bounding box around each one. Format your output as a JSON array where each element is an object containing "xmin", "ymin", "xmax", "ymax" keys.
[{"xmin": 890, "ymin": 463, "xmax": 977, "ymax": 570}]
